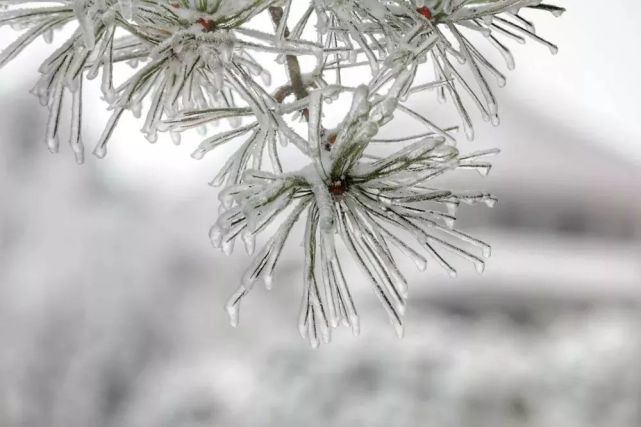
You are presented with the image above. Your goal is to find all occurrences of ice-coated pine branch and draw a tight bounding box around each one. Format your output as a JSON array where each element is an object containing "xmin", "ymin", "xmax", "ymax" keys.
[{"xmin": 0, "ymin": 0, "xmax": 564, "ymax": 347}]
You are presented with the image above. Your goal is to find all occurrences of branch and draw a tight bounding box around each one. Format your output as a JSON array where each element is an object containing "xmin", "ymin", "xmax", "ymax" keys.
[{"xmin": 269, "ymin": 6, "xmax": 310, "ymax": 119}]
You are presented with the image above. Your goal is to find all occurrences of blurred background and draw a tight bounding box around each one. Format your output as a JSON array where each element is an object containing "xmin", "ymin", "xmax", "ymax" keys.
[{"xmin": 1, "ymin": 1, "xmax": 640, "ymax": 426}]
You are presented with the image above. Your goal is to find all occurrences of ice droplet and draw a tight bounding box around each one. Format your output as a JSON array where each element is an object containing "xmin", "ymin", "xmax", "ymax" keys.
[
  {"xmin": 222, "ymin": 238, "xmax": 234, "ymax": 256},
  {"xmin": 93, "ymin": 145, "xmax": 107, "ymax": 159},
  {"xmin": 170, "ymin": 131, "xmax": 181, "ymax": 145},
  {"xmin": 551, "ymin": 8, "xmax": 565, "ymax": 17},
  {"xmin": 131, "ymin": 102, "xmax": 142, "ymax": 119},
  {"xmin": 482, "ymin": 245, "xmax": 492, "ymax": 258},
  {"xmin": 484, "ymin": 197, "xmax": 497, "ymax": 208},
  {"xmin": 310, "ymin": 333, "xmax": 320, "ymax": 349},
  {"xmin": 242, "ymin": 231, "xmax": 255, "ymax": 255},
  {"xmin": 226, "ymin": 304, "xmax": 239, "ymax": 327},
  {"xmin": 394, "ymin": 322, "xmax": 404, "ymax": 338},
  {"xmin": 209, "ymin": 225, "xmax": 223, "ymax": 248},
  {"xmin": 464, "ymin": 123, "xmax": 475, "ymax": 141},
  {"xmin": 72, "ymin": 145, "xmax": 85, "ymax": 165},
  {"xmin": 475, "ymin": 260, "xmax": 486, "ymax": 274},
  {"xmin": 145, "ymin": 131, "xmax": 158, "ymax": 144},
  {"xmin": 46, "ymin": 136, "xmax": 59, "ymax": 154},
  {"xmin": 398, "ymin": 302, "xmax": 407, "ymax": 316},
  {"xmin": 321, "ymin": 326, "xmax": 331, "ymax": 345},
  {"xmin": 43, "ymin": 29, "xmax": 53, "ymax": 44},
  {"xmin": 444, "ymin": 217, "xmax": 455, "ymax": 229},
  {"xmin": 191, "ymin": 149, "xmax": 205, "ymax": 160},
  {"xmin": 225, "ymin": 288, "xmax": 245, "ymax": 328},
  {"xmin": 346, "ymin": 315, "xmax": 359, "ymax": 336},
  {"xmin": 476, "ymin": 165, "xmax": 492, "ymax": 176},
  {"xmin": 209, "ymin": 173, "xmax": 226, "ymax": 187},
  {"xmin": 263, "ymin": 274, "xmax": 273, "ymax": 290}
]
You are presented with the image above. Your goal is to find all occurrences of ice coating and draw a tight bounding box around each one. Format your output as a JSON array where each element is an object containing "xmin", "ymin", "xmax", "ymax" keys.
[{"xmin": 0, "ymin": 0, "xmax": 565, "ymax": 346}]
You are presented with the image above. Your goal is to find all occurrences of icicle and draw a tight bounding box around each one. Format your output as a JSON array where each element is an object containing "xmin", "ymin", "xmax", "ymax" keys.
[
  {"xmin": 43, "ymin": 29, "xmax": 53, "ymax": 44},
  {"xmin": 225, "ymin": 287, "xmax": 246, "ymax": 328},
  {"xmin": 69, "ymin": 78, "xmax": 85, "ymax": 164},
  {"xmin": 170, "ymin": 131, "xmax": 181, "ymax": 145},
  {"xmin": 93, "ymin": 108, "xmax": 124, "ymax": 159},
  {"xmin": 241, "ymin": 230, "xmax": 255, "ymax": 255},
  {"xmin": 45, "ymin": 83, "xmax": 63, "ymax": 154}
]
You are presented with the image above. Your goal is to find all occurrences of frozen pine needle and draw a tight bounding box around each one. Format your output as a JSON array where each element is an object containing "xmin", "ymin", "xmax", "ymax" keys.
[
  {"xmin": 213, "ymin": 83, "xmax": 497, "ymax": 347},
  {"xmin": 0, "ymin": 0, "xmax": 564, "ymax": 347}
]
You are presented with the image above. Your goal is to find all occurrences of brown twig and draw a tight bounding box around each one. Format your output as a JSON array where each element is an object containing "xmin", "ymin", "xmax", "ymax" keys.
[{"xmin": 269, "ymin": 6, "xmax": 310, "ymax": 119}]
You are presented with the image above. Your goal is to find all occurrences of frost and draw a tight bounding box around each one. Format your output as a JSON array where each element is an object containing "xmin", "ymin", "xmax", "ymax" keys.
[{"xmin": 0, "ymin": 0, "xmax": 565, "ymax": 346}]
